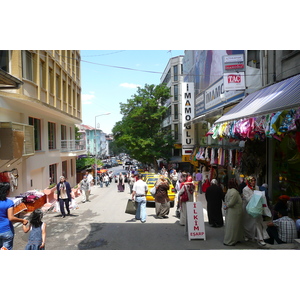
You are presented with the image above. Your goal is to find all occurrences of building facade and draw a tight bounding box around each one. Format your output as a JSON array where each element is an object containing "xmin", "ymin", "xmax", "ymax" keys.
[
  {"xmin": 0, "ymin": 50, "xmax": 85, "ymax": 195},
  {"xmin": 160, "ymin": 55, "xmax": 186, "ymax": 169}
]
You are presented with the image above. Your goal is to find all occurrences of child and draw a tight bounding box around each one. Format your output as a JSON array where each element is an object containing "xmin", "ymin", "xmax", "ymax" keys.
[{"xmin": 23, "ymin": 209, "xmax": 46, "ymax": 250}]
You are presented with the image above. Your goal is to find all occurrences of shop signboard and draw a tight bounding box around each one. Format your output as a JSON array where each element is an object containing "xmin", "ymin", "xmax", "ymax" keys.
[
  {"xmin": 223, "ymin": 72, "xmax": 246, "ymax": 91},
  {"xmin": 182, "ymin": 82, "xmax": 195, "ymax": 154},
  {"xmin": 186, "ymin": 201, "xmax": 206, "ymax": 241}
]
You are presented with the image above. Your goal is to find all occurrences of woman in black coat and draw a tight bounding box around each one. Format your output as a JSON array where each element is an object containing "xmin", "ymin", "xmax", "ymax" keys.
[{"xmin": 205, "ymin": 179, "xmax": 224, "ymax": 227}]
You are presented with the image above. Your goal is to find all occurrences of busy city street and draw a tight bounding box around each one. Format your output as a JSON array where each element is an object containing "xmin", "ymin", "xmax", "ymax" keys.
[{"xmin": 10, "ymin": 166, "xmax": 296, "ymax": 250}]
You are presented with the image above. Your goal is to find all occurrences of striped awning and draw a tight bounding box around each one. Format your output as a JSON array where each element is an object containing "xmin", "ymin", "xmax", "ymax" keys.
[{"xmin": 215, "ymin": 74, "xmax": 300, "ymax": 124}]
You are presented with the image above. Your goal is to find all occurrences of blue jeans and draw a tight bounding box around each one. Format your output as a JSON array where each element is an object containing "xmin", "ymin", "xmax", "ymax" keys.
[
  {"xmin": 135, "ymin": 196, "xmax": 147, "ymax": 222},
  {"xmin": 0, "ymin": 229, "xmax": 14, "ymax": 250}
]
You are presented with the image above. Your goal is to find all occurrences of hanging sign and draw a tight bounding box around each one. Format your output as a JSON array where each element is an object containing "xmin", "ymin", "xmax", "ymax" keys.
[
  {"xmin": 223, "ymin": 72, "xmax": 246, "ymax": 91},
  {"xmin": 186, "ymin": 201, "xmax": 206, "ymax": 241}
]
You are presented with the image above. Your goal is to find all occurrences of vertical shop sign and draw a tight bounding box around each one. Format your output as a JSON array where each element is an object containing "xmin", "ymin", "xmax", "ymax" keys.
[
  {"xmin": 182, "ymin": 82, "xmax": 195, "ymax": 155},
  {"xmin": 186, "ymin": 201, "xmax": 206, "ymax": 241}
]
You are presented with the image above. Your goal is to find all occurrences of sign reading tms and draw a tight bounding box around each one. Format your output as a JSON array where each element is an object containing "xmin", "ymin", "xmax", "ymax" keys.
[{"xmin": 182, "ymin": 82, "xmax": 194, "ymax": 151}]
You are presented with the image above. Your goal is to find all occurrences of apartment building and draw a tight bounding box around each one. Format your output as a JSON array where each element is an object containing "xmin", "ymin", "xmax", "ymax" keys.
[
  {"xmin": 0, "ymin": 50, "xmax": 85, "ymax": 195},
  {"xmin": 160, "ymin": 55, "xmax": 186, "ymax": 169}
]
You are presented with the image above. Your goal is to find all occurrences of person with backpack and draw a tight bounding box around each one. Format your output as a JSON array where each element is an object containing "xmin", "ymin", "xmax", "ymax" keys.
[{"xmin": 178, "ymin": 176, "xmax": 195, "ymax": 226}]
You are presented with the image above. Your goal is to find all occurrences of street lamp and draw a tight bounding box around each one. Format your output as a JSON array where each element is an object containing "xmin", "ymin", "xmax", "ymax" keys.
[{"xmin": 94, "ymin": 112, "xmax": 111, "ymax": 186}]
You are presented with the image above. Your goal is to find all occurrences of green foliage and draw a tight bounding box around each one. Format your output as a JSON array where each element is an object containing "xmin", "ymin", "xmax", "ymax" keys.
[
  {"xmin": 76, "ymin": 157, "xmax": 102, "ymax": 171},
  {"xmin": 112, "ymin": 83, "xmax": 175, "ymax": 169}
]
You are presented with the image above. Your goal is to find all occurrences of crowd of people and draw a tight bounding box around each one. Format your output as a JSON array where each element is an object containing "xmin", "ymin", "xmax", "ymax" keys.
[{"xmin": 2, "ymin": 164, "xmax": 299, "ymax": 250}]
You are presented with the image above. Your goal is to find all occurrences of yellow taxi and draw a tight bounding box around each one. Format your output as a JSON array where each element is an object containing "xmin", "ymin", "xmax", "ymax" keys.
[{"xmin": 145, "ymin": 175, "xmax": 176, "ymax": 207}]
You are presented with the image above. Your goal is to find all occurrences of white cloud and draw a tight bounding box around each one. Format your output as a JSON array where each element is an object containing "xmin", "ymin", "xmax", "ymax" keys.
[
  {"xmin": 120, "ymin": 83, "xmax": 141, "ymax": 89},
  {"xmin": 82, "ymin": 93, "xmax": 95, "ymax": 104}
]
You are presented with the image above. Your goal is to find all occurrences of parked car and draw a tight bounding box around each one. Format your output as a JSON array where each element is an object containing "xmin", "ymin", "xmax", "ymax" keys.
[
  {"xmin": 145, "ymin": 175, "xmax": 176, "ymax": 207},
  {"xmin": 114, "ymin": 171, "xmax": 128, "ymax": 183},
  {"xmin": 103, "ymin": 164, "xmax": 112, "ymax": 168}
]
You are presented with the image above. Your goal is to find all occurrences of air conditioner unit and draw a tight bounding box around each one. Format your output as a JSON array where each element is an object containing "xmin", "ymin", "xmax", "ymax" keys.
[{"xmin": 0, "ymin": 122, "xmax": 34, "ymax": 160}]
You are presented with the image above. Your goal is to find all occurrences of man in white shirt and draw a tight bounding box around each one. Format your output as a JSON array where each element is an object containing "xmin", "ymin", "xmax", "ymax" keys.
[{"xmin": 132, "ymin": 174, "xmax": 148, "ymax": 223}]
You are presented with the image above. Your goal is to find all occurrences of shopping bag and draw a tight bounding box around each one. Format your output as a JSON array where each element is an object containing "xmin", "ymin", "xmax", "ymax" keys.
[
  {"xmin": 259, "ymin": 190, "xmax": 272, "ymax": 217},
  {"xmin": 150, "ymin": 186, "xmax": 156, "ymax": 196},
  {"xmin": 246, "ymin": 192, "xmax": 263, "ymax": 218},
  {"xmin": 125, "ymin": 199, "xmax": 137, "ymax": 215}
]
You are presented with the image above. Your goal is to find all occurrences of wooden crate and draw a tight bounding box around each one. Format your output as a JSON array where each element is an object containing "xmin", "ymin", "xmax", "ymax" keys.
[{"xmin": 13, "ymin": 202, "xmax": 27, "ymax": 215}]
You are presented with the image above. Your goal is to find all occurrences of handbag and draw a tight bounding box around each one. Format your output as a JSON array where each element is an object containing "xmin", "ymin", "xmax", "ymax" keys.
[
  {"xmin": 150, "ymin": 186, "xmax": 156, "ymax": 196},
  {"xmin": 125, "ymin": 199, "xmax": 137, "ymax": 215},
  {"xmin": 180, "ymin": 186, "xmax": 189, "ymax": 202}
]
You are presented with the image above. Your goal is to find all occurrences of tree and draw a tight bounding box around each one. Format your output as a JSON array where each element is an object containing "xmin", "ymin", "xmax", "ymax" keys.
[{"xmin": 112, "ymin": 83, "xmax": 175, "ymax": 172}]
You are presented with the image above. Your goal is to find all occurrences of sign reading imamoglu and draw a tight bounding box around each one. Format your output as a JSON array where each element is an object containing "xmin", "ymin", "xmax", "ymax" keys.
[{"xmin": 182, "ymin": 82, "xmax": 195, "ymax": 154}]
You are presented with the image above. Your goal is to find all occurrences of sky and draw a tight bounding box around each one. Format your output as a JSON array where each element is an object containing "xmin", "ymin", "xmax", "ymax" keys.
[{"xmin": 80, "ymin": 50, "xmax": 184, "ymax": 134}]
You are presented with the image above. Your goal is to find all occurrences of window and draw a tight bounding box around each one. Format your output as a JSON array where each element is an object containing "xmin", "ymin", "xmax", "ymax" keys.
[
  {"xmin": 174, "ymin": 104, "xmax": 178, "ymax": 120},
  {"xmin": 0, "ymin": 50, "xmax": 9, "ymax": 72},
  {"xmin": 49, "ymin": 164, "xmax": 57, "ymax": 185},
  {"xmin": 40, "ymin": 60, "xmax": 46, "ymax": 89},
  {"xmin": 29, "ymin": 117, "xmax": 41, "ymax": 151},
  {"xmin": 247, "ymin": 50, "xmax": 260, "ymax": 68},
  {"xmin": 62, "ymin": 160, "xmax": 68, "ymax": 179},
  {"xmin": 22, "ymin": 50, "xmax": 33, "ymax": 81},
  {"xmin": 173, "ymin": 65, "xmax": 178, "ymax": 81},
  {"xmin": 174, "ymin": 84, "xmax": 178, "ymax": 101},
  {"xmin": 48, "ymin": 122, "xmax": 56, "ymax": 149},
  {"xmin": 56, "ymin": 75, "xmax": 61, "ymax": 98},
  {"xmin": 49, "ymin": 68, "xmax": 54, "ymax": 94},
  {"xmin": 174, "ymin": 123, "xmax": 179, "ymax": 140},
  {"xmin": 162, "ymin": 69, "xmax": 171, "ymax": 85},
  {"xmin": 61, "ymin": 125, "xmax": 67, "ymax": 141}
]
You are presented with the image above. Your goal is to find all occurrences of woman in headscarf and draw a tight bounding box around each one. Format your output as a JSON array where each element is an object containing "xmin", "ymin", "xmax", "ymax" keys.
[
  {"xmin": 117, "ymin": 173, "xmax": 125, "ymax": 192},
  {"xmin": 178, "ymin": 176, "xmax": 195, "ymax": 226},
  {"xmin": 223, "ymin": 179, "xmax": 244, "ymax": 246},
  {"xmin": 205, "ymin": 179, "xmax": 224, "ymax": 227},
  {"xmin": 242, "ymin": 176, "xmax": 267, "ymax": 246},
  {"xmin": 154, "ymin": 175, "xmax": 170, "ymax": 219},
  {"xmin": 56, "ymin": 176, "xmax": 72, "ymax": 218}
]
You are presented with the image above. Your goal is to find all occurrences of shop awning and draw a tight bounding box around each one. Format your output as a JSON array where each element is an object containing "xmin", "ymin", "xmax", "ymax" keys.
[
  {"xmin": 0, "ymin": 68, "xmax": 23, "ymax": 89},
  {"xmin": 214, "ymin": 74, "xmax": 300, "ymax": 124}
]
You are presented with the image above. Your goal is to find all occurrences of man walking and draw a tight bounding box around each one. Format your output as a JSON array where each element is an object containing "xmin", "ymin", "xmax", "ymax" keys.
[
  {"xmin": 195, "ymin": 169, "xmax": 203, "ymax": 194},
  {"xmin": 79, "ymin": 175, "xmax": 90, "ymax": 203},
  {"xmin": 131, "ymin": 174, "xmax": 148, "ymax": 223}
]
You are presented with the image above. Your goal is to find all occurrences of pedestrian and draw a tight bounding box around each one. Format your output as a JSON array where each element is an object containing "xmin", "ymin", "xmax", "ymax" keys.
[
  {"xmin": 195, "ymin": 169, "xmax": 203, "ymax": 194},
  {"xmin": 109, "ymin": 172, "xmax": 113, "ymax": 184},
  {"xmin": 205, "ymin": 179, "xmax": 224, "ymax": 227},
  {"xmin": 99, "ymin": 174, "xmax": 103, "ymax": 188},
  {"xmin": 223, "ymin": 179, "xmax": 244, "ymax": 246},
  {"xmin": 85, "ymin": 171, "xmax": 94, "ymax": 187},
  {"xmin": 264, "ymin": 208, "xmax": 298, "ymax": 245},
  {"xmin": 117, "ymin": 173, "xmax": 125, "ymax": 192},
  {"xmin": 79, "ymin": 175, "xmax": 90, "ymax": 203},
  {"xmin": 154, "ymin": 175, "xmax": 170, "ymax": 219},
  {"xmin": 170, "ymin": 169, "xmax": 178, "ymax": 187},
  {"xmin": 131, "ymin": 174, "xmax": 148, "ymax": 223},
  {"xmin": 56, "ymin": 176, "xmax": 72, "ymax": 218},
  {"xmin": 128, "ymin": 173, "xmax": 136, "ymax": 194},
  {"xmin": 103, "ymin": 173, "xmax": 109, "ymax": 187},
  {"xmin": 0, "ymin": 182, "xmax": 28, "ymax": 250},
  {"xmin": 23, "ymin": 209, "xmax": 46, "ymax": 250},
  {"xmin": 178, "ymin": 176, "xmax": 195, "ymax": 226},
  {"xmin": 242, "ymin": 176, "xmax": 267, "ymax": 246}
]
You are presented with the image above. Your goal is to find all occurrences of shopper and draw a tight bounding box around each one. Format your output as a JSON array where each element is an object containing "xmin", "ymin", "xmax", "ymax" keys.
[
  {"xmin": 178, "ymin": 176, "xmax": 195, "ymax": 226},
  {"xmin": 23, "ymin": 209, "xmax": 46, "ymax": 250},
  {"xmin": 205, "ymin": 179, "xmax": 224, "ymax": 227},
  {"xmin": 56, "ymin": 176, "xmax": 72, "ymax": 218},
  {"xmin": 223, "ymin": 179, "xmax": 244, "ymax": 246},
  {"xmin": 131, "ymin": 174, "xmax": 148, "ymax": 223},
  {"xmin": 154, "ymin": 175, "xmax": 170, "ymax": 219},
  {"xmin": 242, "ymin": 176, "xmax": 267, "ymax": 246},
  {"xmin": 79, "ymin": 175, "xmax": 90, "ymax": 203},
  {"xmin": 0, "ymin": 182, "xmax": 28, "ymax": 250}
]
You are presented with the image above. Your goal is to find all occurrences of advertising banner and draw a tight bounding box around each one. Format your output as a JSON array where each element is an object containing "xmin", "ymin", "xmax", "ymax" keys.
[
  {"xmin": 223, "ymin": 72, "xmax": 246, "ymax": 91},
  {"xmin": 186, "ymin": 201, "xmax": 206, "ymax": 241}
]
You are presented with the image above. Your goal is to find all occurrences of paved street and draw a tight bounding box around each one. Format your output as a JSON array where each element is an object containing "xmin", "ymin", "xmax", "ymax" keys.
[{"xmin": 12, "ymin": 169, "xmax": 298, "ymax": 250}]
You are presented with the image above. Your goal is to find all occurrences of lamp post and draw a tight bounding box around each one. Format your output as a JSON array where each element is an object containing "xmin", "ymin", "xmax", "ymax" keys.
[{"xmin": 94, "ymin": 112, "xmax": 111, "ymax": 186}]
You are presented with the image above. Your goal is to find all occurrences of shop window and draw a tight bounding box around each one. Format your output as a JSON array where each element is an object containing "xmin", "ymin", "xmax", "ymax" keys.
[{"xmin": 29, "ymin": 117, "xmax": 42, "ymax": 151}]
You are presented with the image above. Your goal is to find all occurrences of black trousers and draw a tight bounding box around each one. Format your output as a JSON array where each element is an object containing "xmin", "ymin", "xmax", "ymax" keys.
[
  {"xmin": 59, "ymin": 198, "xmax": 70, "ymax": 216},
  {"xmin": 265, "ymin": 226, "xmax": 286, "ymax": 244}
]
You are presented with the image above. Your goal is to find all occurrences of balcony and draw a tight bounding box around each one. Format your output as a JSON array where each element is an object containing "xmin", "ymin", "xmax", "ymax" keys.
[{"xmin": 60, "ymin": 139, "xmax": 86, "ymax": 153}]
